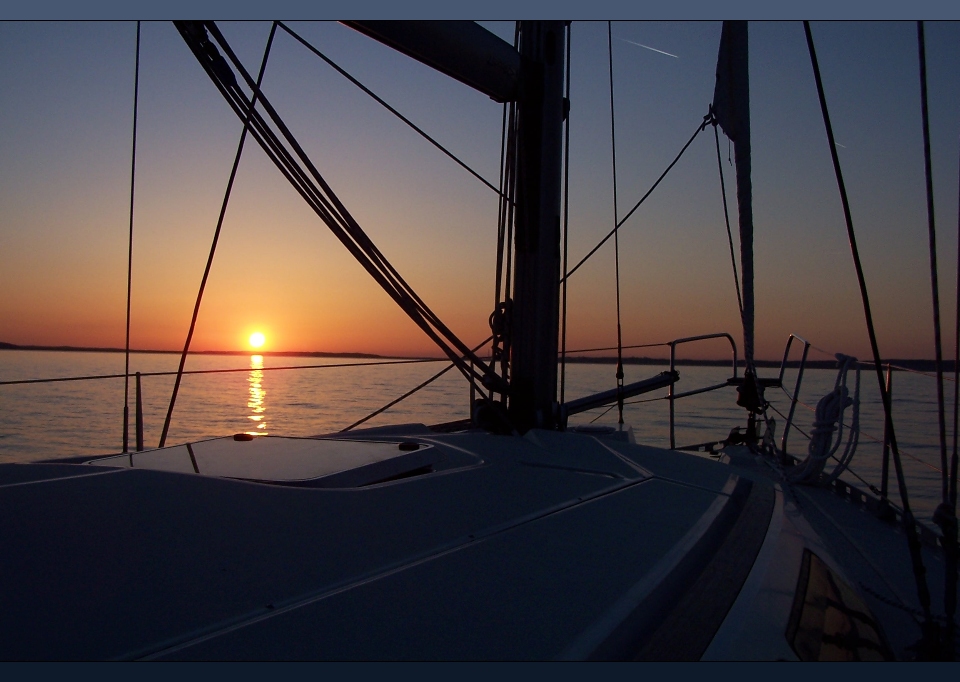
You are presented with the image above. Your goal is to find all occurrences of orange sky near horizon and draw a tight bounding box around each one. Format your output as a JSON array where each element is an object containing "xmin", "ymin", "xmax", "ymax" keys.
[{"xmin": 3, "ymin": 22, "xmax": 960, "ymax": 363}]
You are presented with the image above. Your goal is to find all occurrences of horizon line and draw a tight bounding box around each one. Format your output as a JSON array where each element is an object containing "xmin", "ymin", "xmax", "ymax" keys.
[{"xmin": 0, "ymin": 341, "xmax": 950, "ymax": 369}]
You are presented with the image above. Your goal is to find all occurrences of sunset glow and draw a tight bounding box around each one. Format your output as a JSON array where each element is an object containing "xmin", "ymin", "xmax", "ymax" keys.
[
  {"xmin": 2, "ymin": 23, "xmax": 959, "ymax": 362},
  {"xmin": 249, "ymin": 332, "xmax": 265, "ymax": 349}
]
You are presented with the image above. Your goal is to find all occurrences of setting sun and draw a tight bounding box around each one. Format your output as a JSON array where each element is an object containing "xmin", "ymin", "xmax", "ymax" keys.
[{"xmin": 249, "ymin": 332, "xmax": 265, "ymax": 349}]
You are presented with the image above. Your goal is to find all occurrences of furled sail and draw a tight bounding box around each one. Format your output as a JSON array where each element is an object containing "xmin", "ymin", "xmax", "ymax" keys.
[{"xmin": 713, "ymin": 21, "xmax": 761, "ymax": 414}]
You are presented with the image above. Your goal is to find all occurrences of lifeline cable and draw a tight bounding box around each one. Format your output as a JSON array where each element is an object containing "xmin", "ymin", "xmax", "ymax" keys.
[{"xmin": 0, "ymin": 357, "xmax": 442, "ymax": 387}]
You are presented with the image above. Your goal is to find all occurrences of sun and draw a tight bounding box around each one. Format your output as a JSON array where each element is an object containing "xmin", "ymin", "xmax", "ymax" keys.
[{"xmin": 249, "ymin": 332, "xmax": 265, "ymax": 349}]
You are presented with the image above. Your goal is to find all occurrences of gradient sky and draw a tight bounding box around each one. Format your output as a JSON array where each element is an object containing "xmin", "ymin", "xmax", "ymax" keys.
[{"xmin": 1, "ymin": 20, "xmax": 959, "ymax": 361}]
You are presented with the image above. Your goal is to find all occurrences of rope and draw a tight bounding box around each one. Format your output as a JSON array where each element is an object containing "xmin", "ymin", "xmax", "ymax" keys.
[
  {"xmin": 562, "ymin": 116, "xmax": 709, "ymax": 283},
  {"xmin": 342, "ymin": 336, "xmax": 492, "ymax": 432},
  {"xmin": 560, "ymin": 21, "xmax": 572, "ymax": 409},
  {"xmin": 805, "ymin": 19, "xmax": 933, "ymax": 628},
  {"xmin": 767, "ymin": 401, "xmax": 878, "ymax": 494},
  {"xmin": 277, "ymin": 23, "xmax": 502, "ymax": 198},
  {"xmin": 159, "ymin": 23, "xmax": 278, "ymax": 448},
  {"xmin": 607, "ymin": 22, "xmax": 625, "ymax": 425},
  {"xmin": 773, "ymin": 383, "xmax": 946, "ymax": 475},
  {"xmin": 787, "ymin": 354, "xmax": 860, "ymax": 485},
  {"xmin": 122, "ymin": 20, "xmax": 141, "ymax": 453},
  {"xmin": 177, "ymin": 22, "xmax": 499, "ymax": 402}
]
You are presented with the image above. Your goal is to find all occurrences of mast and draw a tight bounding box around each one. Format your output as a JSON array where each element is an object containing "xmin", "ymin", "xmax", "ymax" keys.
[
  {"xmin": 508, "ymin": 20, "xmax": 567, "ymax": 431},
  {"xmin": 342, "ymin": 20, "xmax": 567, "ymax": 431},
  {"xmin": 713, "ymin": 21, "xmax": 762, "ymax": 427}
]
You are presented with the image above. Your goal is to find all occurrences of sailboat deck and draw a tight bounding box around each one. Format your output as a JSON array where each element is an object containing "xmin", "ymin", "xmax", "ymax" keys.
[{"xmin": 1, "ymin": 430, "xmax": 773, "ymax": 660}]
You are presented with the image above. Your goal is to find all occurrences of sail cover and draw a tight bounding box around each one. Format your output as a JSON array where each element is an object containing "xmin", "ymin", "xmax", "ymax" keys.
[{"xmin": 712, "ymin": 21, "xmax": 749, "ymax": 143}]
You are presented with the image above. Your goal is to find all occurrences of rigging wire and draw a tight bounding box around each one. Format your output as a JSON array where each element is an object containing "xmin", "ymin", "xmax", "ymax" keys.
[
  {"xmin": 948, "ymin": 131, "xmax": 960, "ymax": 661},
  {"xmin": 122, "ymin": 21, "xmax": 141, "ymax": 453},
  {"xmin": 177, "ymin": 22, "xmax": 499, "ymax": 401},
  {"xmin": 806, "ymin": 339, "xmax": 959, "ymax": 382},
  {"xmin": 804, "ymin": 19, "xmax": 934, "ymax": 633},
  {"xmin": 954, "ymin": 132, "xmax": 960, "ymax": 509},
  {"xmin": 245, "ymin": 27, "xmax": 490, "ymax": 388},
  {"xmin": 607, "ymin": 22, "xmax": 625, "ymax": 425},
  {"xmin": 560, "ymin": 21, "xmax": 572, "ymax": 410},
  {"xmin": 495, "ymin": 21, "xmax": 521, "ymax": 401},
  {"xmin": 562, "ymin": 117, "xmax": 709, "ymax": 283},
  {"xmin": 919, "ymin": 19, "xmax": 959, "ymax": 656},
  {"xmin": 490, "ymin": 25, "xmax": 520, "ymax": 399},
  {"xmin": 277, "ymin": 22, "xmax": 504, "ymax": 198},
  {"xmin": 491, "ymin": 97, "xmax": 509, "ymax": 401},
  {"xmin": 158, "ymin": 23, "xmax": 278, "ymax": 448},
  {"xmin": 917, "ymin": 22, "xmax": 950, "ymax": 510},
  {"xmin": 505, "ymin": 20, "xmax": 520, "ymax": 309},
  {"xmin": 494, "ymin": 100, "xmax": 509, "ymax": 315}
]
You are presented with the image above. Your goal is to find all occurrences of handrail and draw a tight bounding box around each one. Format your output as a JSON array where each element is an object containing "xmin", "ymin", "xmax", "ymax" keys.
[
  {"xmin": 778, "ymin": 333, "xmax": 811, "ymax": 456},
  {"xmin": 669, "ymin": 332, "xmax": 738, "ymax": 449}
]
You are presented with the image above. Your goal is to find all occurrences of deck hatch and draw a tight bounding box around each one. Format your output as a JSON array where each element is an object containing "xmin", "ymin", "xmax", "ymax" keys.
[{"xmin": 88, "ymin": 436, "xmax": 439, "ymax": 488}]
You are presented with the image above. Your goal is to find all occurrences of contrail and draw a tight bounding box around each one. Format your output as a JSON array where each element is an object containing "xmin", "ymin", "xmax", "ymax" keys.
[{"xmin": 618, "ymin": 38, "xmax": 679, "ymax": 59}]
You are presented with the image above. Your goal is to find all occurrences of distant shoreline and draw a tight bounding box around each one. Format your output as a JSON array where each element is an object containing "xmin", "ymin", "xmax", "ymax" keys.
[
  {"xmin": 0, "ymin": 342, "xmax": 394, "ymax": 360},
  {"xmin": 0, "ymin": 341, "xmax": 950, "ymax": 372}
]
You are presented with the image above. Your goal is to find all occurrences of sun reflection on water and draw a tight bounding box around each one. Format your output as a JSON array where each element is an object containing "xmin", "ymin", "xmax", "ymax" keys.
[{"xmin": 247, "ymin": 354, "xmax": 267, "ymax": 436}]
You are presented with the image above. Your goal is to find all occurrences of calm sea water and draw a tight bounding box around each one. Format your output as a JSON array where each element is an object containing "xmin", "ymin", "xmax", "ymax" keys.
[{"xmin": 0, "ymin": 349, "xmax": 952, "ymax": 527}]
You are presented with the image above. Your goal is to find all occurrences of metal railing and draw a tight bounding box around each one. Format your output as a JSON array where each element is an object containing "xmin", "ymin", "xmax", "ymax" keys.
[
  {"xmin": 777, "ymin": 333, "xmax": 812, "ymax": 457},
  {"xmin": 668, "ymin": 332, "xmax": 739, "ymax": 449}
]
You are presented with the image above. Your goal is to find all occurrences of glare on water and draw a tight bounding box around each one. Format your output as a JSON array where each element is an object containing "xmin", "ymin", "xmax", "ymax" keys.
[
  {"xmin": 247, "ymin": 354, "xmax": 267, "ymax": 436},
  {"xmin": 0, "ymin": 350, "xmax": 950, "ymax": 529}
]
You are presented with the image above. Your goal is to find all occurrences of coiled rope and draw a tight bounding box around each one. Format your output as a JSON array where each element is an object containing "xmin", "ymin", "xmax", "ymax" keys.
[{"xmin": 787, "ymin": 354, "xmax": 860, "ymax": 485}]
